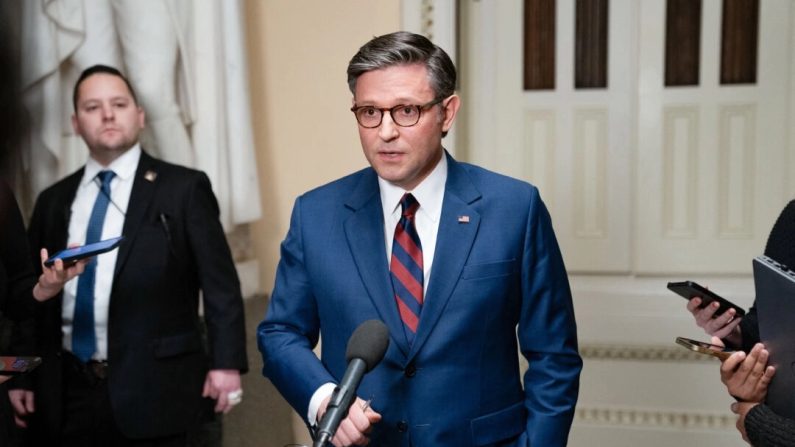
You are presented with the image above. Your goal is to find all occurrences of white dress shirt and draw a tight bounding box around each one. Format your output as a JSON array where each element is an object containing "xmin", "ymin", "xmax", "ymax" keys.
[
  {"xmin": 307, "ymin": 153, "xmax": 448, "ymax": 424},
  {"xmin": 61, "ymin": 145, "xmax": 141, "ymax": 361}
]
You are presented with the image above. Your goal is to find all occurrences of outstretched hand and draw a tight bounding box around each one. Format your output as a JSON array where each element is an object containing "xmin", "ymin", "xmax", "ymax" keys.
[{"xmin": 33, "ymin": 248, "xmax": 87, "ymax": 302}]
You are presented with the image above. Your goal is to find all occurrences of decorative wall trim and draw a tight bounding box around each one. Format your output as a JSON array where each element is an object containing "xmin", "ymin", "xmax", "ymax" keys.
[
  {"xmin": 523, "ymin": 110, "xmax": 556, "ymax": 200},
  {"xmin": 662, "ymin": 106, "xmax": 699, "ymax": 238},
  {"xmin": 579, "ymin": 343, "xmax": 717, "ymax": 362},
  {"xmin": 718, "ymin": 103, "xmax": 756, "ymax": 239},
  {"xmin": 227, "ymin": 224, "xmax": 262, "ymax": 296},
  {"xmin": 421, "ymin": 0, "xmax": 435, "ymax": 39},
  {"xmin": 573, "ymin": 109, "xmax": 608, "ymax": 239},
  {"xmin": 575, "ymin": 406, "xmax": 735, "ymax": 429}
]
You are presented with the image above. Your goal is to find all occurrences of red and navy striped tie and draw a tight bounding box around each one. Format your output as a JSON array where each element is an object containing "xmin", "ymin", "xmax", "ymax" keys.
[{"xmin": 390, "ymin": 193, "xmax": 424, "ymax": 344}]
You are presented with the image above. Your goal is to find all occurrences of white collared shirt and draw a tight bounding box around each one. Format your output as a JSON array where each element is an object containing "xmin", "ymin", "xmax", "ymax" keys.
[
  {"xmin": 307, "ymin": 152, "xmax": 449, "ymax": 425},
  {"xmin": 61, "ymin": 145, "xmax": 141, "ymax": 360},
  {"xmin": 378, "ymin": 153, "xmax": 447, "ymax": 292}
]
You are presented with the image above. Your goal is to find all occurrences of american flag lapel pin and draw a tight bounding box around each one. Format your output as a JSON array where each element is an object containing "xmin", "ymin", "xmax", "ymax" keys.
[
  {"xmin": 458, "ymin": 215, "xmax": 470, "ymax": 223},
  {"xmin": 144, "ymin": 170, "xmax": 157, "ymax": 182}
]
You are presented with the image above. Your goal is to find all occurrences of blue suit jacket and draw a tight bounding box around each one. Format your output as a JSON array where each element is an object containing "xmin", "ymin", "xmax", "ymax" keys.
[{"xmin": 258, "ymin": 153, "xmax": 581, "ymax": 446}]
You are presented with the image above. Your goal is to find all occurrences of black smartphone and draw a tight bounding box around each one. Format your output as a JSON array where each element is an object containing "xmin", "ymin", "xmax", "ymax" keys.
[
  {"xmin": 675, "ymin": 336, "xmax": 735, "ymax": 361},
  {"xmin": 667, "ymin": 280, "xmax": 746, "ymax": 317},
  {"xmin": 0, "ymin": 356, "xmax": 42, "ymax": 375},
  {"xmin": 44, "ymin": 236, "xmax": 124, "ymax": 268}
]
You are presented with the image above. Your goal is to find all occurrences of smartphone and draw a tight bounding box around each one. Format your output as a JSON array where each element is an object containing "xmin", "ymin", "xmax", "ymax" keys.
[
  {"xmin": 667, "ymin": 280, "xmax": 746, "ymax": 317},
  {"xmin": 0, "ymin": 356, "xmax": 42, "ymax": 375},
  {"xmin": 44, "ymin": 236, "xmax": 125, "ymax": 268},
  {"xmin": 675, "ymin": 336, "xmax": 735, "ymax": 361}
]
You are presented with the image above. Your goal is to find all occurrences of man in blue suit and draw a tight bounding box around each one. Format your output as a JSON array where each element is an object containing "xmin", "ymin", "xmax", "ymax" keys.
[{"xmin": 258, "ymin": 31, "xmax": 582, "ymax": 447}]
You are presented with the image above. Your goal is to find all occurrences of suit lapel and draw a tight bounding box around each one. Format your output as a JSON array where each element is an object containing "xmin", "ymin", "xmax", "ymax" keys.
[
  {"xmin": 343, "ymin": 170, "xmax": 412, "ymax": 356},
  {"xmin": 114, "ymin": 152, "xmax": 158, "ymax": 276},
  {"xmin": 409, "ymin": 154, "xmax": 482, "ymax": 359},
  {"xmin": 56, "ymin": 171, "xmax": 84, "ymax": 248}
]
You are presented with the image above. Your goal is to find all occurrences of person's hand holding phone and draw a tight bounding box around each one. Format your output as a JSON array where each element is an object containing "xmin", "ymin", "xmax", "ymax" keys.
[
  {"xmin": 716, "ymin": 338, "xmax": 776, "ymax": 403},
  {"xmin": 687, "ymin": 297, "xmax": 743, "ymax": 345},
  {"xmin": 669, "ymin": 281, "xmax": 745, "ymax": 346},
  {"xmin": 33, "ymin": 248, "xmax": 88, "ymax": 302}
]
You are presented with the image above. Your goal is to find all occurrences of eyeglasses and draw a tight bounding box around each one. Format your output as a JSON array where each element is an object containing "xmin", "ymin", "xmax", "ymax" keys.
[{"xmin": 351, "ymin": 97, "xmax": 445, "ymax": 128}]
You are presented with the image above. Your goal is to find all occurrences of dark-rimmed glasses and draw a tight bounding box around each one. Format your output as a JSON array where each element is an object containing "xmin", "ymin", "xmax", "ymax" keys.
[{"xmin": 351, "ymin": 97, "xmax": 445, "ymax": 128}]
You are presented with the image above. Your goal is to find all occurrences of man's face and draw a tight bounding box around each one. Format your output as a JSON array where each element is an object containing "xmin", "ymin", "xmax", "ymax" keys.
[
  {"xmin": 72, "ymin": 73, "xmax": 144, "ymax": 165},
  {"xmin": 354, "ymin": 63, "xmax": 460, "ymax": 191}
]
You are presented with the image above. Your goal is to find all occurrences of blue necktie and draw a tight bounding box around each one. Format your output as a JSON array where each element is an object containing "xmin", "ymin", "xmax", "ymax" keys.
[
  {"xmin": 73, "ymin": 170, "xmax": 115, "ymax": 362},
  {"xmin": 390, "ymin": 193, "xmax": 423, "ymax": 345}
]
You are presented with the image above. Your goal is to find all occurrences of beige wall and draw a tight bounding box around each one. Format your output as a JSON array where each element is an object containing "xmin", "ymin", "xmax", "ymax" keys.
[
  {"xmin": 233, "ymin": 2, "xmax": 401, "ymax": 445},
  {"xmin": 245, "ymin": 1, "xmax": 402, "ymax": 294}
]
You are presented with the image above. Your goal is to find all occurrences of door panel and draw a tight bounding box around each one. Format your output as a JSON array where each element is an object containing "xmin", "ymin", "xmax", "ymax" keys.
[
  {"xmin": 457, "ymin": 0, "xmax": 793, "ymax": 445},
  {"xmin": 635, "ymin": 0, "xmax": 790, "ymax": 275},
  {"xmin": 461, "ymin": 0, "xmax": 635, "ymax": 273}
]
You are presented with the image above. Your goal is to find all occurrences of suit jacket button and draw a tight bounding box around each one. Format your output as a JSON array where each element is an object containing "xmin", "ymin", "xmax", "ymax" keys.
[
  {"xmin": 404, "ymin": 363, "xmax": 416, "ymax": 378},
  {"xmin": 397, "ymin": 420, "xmax": 408, "ymax": 432}
]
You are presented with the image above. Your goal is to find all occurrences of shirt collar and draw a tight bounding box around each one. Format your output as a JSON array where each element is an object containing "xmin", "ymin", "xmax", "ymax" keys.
[
  {"xmin": 81, "ymin": 144, "xmax": 142, "ymax": 186},
  {"xmin": 378, "ymin": 151, "xmax": 448, "ymax": 222}
]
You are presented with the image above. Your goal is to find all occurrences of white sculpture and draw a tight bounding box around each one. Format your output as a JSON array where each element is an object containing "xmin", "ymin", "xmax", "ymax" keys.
[{"xmin": 21, "ymin": 0, "xmax": 261, "ymax": 228}]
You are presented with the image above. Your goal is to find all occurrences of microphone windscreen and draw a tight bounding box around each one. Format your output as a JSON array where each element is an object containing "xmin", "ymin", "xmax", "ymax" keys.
[{"xmin": 345, "ymin": 319, "xmax": 389, "ymax": 371}]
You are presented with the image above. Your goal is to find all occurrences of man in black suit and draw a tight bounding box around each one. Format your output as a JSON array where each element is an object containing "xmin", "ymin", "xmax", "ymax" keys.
[{"xmin": 8, "ymin": 65, "xmax": 248, "ymax": 446}]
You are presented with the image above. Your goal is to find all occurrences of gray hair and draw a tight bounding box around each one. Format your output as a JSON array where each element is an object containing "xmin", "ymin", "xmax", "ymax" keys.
[{"xmin": 347, "ymin": 31, "xmax": 456, "ymax": 100}]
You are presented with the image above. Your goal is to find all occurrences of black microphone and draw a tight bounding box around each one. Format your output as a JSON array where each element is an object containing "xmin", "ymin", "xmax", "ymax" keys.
[{"xmin": 313, "ymin": 320, "xmax": 389, "ymax": 447}]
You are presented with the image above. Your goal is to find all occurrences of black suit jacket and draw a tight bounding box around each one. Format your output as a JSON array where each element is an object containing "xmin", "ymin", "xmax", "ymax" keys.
[
  {"xmin": 0, "ymin": 180, "xmax": 37, "ymax": 323},
  {"xmin": 20, "ymin": 151, "xmax": 248, "ymax": 440}
]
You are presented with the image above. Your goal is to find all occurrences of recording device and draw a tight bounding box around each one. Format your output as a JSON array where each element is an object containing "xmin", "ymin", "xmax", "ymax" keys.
[
  {"xmin": 667, "ymin": 281, "xmax": 746, "ymax": 317},
  {"xmin": 313, "ymin": 320, "xmax": 390, "ymax": 447},
  {"xmin": 753, "ymin": 255, "xmax": 795, "ymax": 419},
  {"xmin": 0, "ymin": 356, "xmax": 42, "ymax": 375},
  {"xmin": 43, "ymin": 236, "xmax": 125, "ymax": 267},
  {"xmin": 675, "ymin": 336, "xmax": 735, "ymax": 361}
]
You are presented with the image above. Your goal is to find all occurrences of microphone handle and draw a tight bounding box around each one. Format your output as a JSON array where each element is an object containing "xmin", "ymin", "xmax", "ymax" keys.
[
  {"xmin": 313, "ymin": 358, "xmax": 368, "ymax": 447},
  {"xmin": 313, "ymin": 432, "xmax": 332, "ymax": 447}
]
